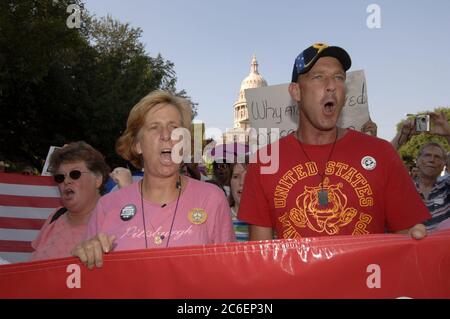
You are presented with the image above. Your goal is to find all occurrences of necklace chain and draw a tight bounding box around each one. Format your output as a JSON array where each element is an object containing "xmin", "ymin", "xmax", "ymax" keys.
[
  {"xmin": 140, "ymin": 177, "xmax": 181, "ymax": 248},
  {"xmin": 296, "ymin": 128, "xmax": 339, "ymax": 188}
]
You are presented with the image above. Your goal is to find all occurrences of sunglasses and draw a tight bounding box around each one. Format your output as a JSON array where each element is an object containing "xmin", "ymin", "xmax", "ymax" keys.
[
  {"xmin": 54, "ymin": 170, "xmax": 90, "ymax": 184},
  {"xmin": 213, "ymin": 163, "xmax": 229, "ymax": 170}
]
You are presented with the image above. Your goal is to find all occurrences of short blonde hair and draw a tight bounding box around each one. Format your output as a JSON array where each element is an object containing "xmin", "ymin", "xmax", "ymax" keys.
[{"xmin": 116, "ymin": 90, "xmax": 193, "ymax": 169}]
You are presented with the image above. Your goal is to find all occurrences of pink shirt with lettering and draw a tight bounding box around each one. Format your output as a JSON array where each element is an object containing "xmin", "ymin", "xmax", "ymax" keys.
[
  {"xmin": 86, "ymin": 177, "xmax": 235, "ymax": 250},
  {"xmin": 31, "ymin": 209, "xmax": 86, "ymax": 261}
]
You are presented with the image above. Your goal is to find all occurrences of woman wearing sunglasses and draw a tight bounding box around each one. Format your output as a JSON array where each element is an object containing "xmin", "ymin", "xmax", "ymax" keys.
[
  {"xmin": 72, "ymin": 91, "xmax": 235, "ymax": 269},
  {"xmin": 30, "ymin": 141, "xmax": 109, "ymax": 261}
]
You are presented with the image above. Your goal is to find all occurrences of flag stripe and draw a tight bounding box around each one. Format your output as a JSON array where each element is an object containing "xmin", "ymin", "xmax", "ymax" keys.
[
  {"xmin": 0, "ymin": 194, "xmax": 61, "ymax": 208},
  {"xmin": 0, "ymin": 206, "xmax": 54, "ymax": 220},
  {"xmin": 0, "ymin": 182, "xmax": 60, "ymax": 197},
  {"xmin": 0, "ymin": 173, "xmax": 61, "ymax": 263},
  {"xmin": 0, "ymin": 252, "xmax": 31, "ymax": 263},
  {"xmin": 0, "ymin": 173, "xmax": 56, "ymax": 186},
  {"xmin": 0, "ymin": 240, "xmax": 33, "ymax": 252},
  {"xmin": 0, "ymin": 228, "xmax": 40, "ymax": 242},
  {"xmin": 0, "ymin": 217, "xmax": 45, "ymax": 230}
]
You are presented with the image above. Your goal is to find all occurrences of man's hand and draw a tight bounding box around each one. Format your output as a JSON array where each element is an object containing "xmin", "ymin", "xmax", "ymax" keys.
[
  {"xmin": 110, "ymin": 167, "xmax": 133, "ymax": 189},
  {"xmin": 409, "ymin": 223, "xmax": 427, "ymax": 240},
  {"xmin": 71, "ymin": 233, "xmax": 116, "ymax": 269},
  {"xmin": 429, "ymin": 111, "xmax": 450, "ymax": 138},
  {"xmin": 391, "ymin": 118, "xmax": 417, "ymax": 149},
  {"xmin": 361, "ymin": 119, "xmax": 378, "ymax": 137},
  {"xmin": 395, "ymin": 223, "xmax": 427, "ymax": 240}
]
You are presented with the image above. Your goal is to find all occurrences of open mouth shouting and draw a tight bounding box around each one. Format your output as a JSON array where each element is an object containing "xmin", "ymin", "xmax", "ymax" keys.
[
  {"xmin": 62, "ymin": 187, "xmax": 75, "ymax": 201},
  {"xmin": 322, "ymin": 98, "xmax": 337, "ymax": 115},
  {"xmin": 160, "ymin": 148, "xmax": 174, "ymax": 165}
]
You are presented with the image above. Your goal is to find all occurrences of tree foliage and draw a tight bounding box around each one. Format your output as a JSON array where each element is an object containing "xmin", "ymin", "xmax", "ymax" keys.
[
  {"xmin": 396, "ymin": 107, "xmax": 450, "ymax": 165},
  {"xmin": 0, "ymin": 0, "xmax": 195, "ymax": 170}
]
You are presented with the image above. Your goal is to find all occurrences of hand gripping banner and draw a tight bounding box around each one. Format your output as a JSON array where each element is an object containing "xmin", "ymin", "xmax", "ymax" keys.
[{"xmin": 1, "ymin": 231, "xmax": 449, "ymax": 298}]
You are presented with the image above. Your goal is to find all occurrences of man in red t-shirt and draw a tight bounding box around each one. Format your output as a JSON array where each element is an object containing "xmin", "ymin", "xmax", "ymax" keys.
[{"xmin": 238, "ymin": 43, "xmax": 430, "ymax": 240}]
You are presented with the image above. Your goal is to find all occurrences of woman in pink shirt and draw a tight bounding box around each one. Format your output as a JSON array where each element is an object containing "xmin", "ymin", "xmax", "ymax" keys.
[
  {"xmin": 30, "ymin": 141, "xmax": 110, "ymax": 261},
  {"xmin": 72, "ymin": 91, "xmax": 235, "ymax": 269}
]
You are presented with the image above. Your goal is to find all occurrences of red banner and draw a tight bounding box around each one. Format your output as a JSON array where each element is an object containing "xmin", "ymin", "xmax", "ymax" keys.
[{"xmin": 1, "ymin": 231, "xmax": 449, "ymax": 299}]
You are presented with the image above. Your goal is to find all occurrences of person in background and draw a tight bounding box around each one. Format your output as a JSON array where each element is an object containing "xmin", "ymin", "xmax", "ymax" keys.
[
  {"xmin": 391, "ymin": 111, "xmax": 450, "ymax": 150},
  {"xmin": 110, "ymin": 167, "xmax": 134, "ymax": 188},
  {"xmin": 30, "ymin": 141, "xmax": 109, "ymax": 261},
  {"xmin": 413, "ymin": 142, "xmax": 449, "ymax": 231},
  {"xmin": 180, "ymin": 162, "xmax": 201, "ymax": 180},
  {"xmin": 210, "ymin": 160, "xmax": 232, "ymax": 198},
  {"xmin": 390, "ymin": 111, "xmax": 449, "ymax": 230},
  {"xmin": 0, "ymin": 161, "xmax": 6, "ymax": 173},
  {"xmin": 410, "ymin": 165, "xmax": 419, "ymax": 181},
  {"xmin": 72, "ymin": 91, "xmax": 235, "ymax": 269},
  {"xmin": 21, "ymin": 165, "xmax": 36, "ymax": 176},
  {"xmin": 438, "ymin": 151, "xmax": 450, "ymax": 181},
  {"xmin": 238, "ymin": 43, "xmax": 430, "ymax": 241},
  {"xmin": 106, "ymin": 166, "xmax": 144, "ymax": 193},
  {"xmin": 197, "ymin": 164, "xmax": 209, "ymax": 181},
  {"xmin": 361, "ymin": 119, "xmax": 378, "ymax": 136},
  {"xmin": 229, "ymin": 160, "xmax": 249, "ymax": 242}
]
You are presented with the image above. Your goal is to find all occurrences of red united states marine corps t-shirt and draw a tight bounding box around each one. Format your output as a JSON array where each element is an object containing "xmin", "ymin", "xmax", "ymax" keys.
[{"xmin": 238, "ymin": 130, "xmax": 431, "ymax": 239}]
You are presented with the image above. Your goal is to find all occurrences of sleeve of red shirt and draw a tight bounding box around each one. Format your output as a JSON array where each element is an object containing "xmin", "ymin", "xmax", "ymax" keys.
[
  {"xmin": 383, "ymin": 143, "xmax": 431, "ymax": 232},
  {"xmin": 237, "ymin": 161, "xmax": 273, "ymax": 228}
]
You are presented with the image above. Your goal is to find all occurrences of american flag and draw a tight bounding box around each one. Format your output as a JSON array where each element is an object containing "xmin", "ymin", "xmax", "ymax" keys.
[{"xmin": 0, "ymin": 173, "xmax": 61, "ymax": 263}]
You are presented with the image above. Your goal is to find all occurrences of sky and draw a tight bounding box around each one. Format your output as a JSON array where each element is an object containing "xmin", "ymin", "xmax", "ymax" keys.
[{"xmin": 84, "ymin": 0, "xmax": 450, "ymax": 142}]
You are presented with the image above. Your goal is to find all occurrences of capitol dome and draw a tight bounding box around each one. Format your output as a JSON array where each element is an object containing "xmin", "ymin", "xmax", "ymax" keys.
[
  {"xmin": 237, "ymin": 54, "xmax": 267, "ymax": 102},
  {"xmin": 231, "ymin": 54, "xmax": 268, "ymax": 131}
]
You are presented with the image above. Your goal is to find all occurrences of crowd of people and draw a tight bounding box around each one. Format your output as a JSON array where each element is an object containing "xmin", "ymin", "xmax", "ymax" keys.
[{"xmin": 0, "ymin": 42, "xmax": 449, "ymax": 267}]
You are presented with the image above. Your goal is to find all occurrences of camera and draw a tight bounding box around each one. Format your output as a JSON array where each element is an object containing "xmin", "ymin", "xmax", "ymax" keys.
[{"xmin": 415, "ymin": 114, "xmax": 430, "ymax": 132}]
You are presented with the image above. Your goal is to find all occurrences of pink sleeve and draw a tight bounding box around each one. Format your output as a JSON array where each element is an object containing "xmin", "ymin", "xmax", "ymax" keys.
[
  {"xmin": 209, "ymin": 188, "xmax": 236, "ymax": 243},
  {"xmin": 31, "ymin": 208, "xmax": 59, "ymax": 251},
  {"xmin": 85, "ymin": 199, "xmax": 105, "ymax": 240}
]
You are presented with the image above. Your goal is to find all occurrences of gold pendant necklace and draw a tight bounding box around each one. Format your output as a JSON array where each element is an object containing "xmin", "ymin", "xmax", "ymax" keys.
[
  {"xmin": 140, "ymin": 177, "xmax": 181, "ymax": 248},
  {"xmin": 154, "ymin": 235, "xmax": 163, "ymax": 245}
]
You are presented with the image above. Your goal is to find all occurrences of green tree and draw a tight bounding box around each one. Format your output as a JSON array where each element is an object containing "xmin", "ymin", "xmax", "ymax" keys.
[
  {"xmin": 395, "ymin": 107, "xmax": 450, "ymax": 165},
  {"xmin": 0, "ymin": 1, "xmax": 195, "ymax": 170},
  {"xmin": 0, "ymin": 0, "xmax": 89, "ymax": 169}
]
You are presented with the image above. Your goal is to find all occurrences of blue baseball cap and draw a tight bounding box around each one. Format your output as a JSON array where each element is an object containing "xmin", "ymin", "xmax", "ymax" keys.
[{"xmin": 291, "ymin": 43, "xmax": 352, "ymax": 82}]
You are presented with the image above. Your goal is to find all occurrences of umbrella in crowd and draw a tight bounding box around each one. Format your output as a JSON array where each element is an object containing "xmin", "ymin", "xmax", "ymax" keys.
[{"xmin": 208, "ymin": 142, "xmax": 250, "ymax": 163}]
